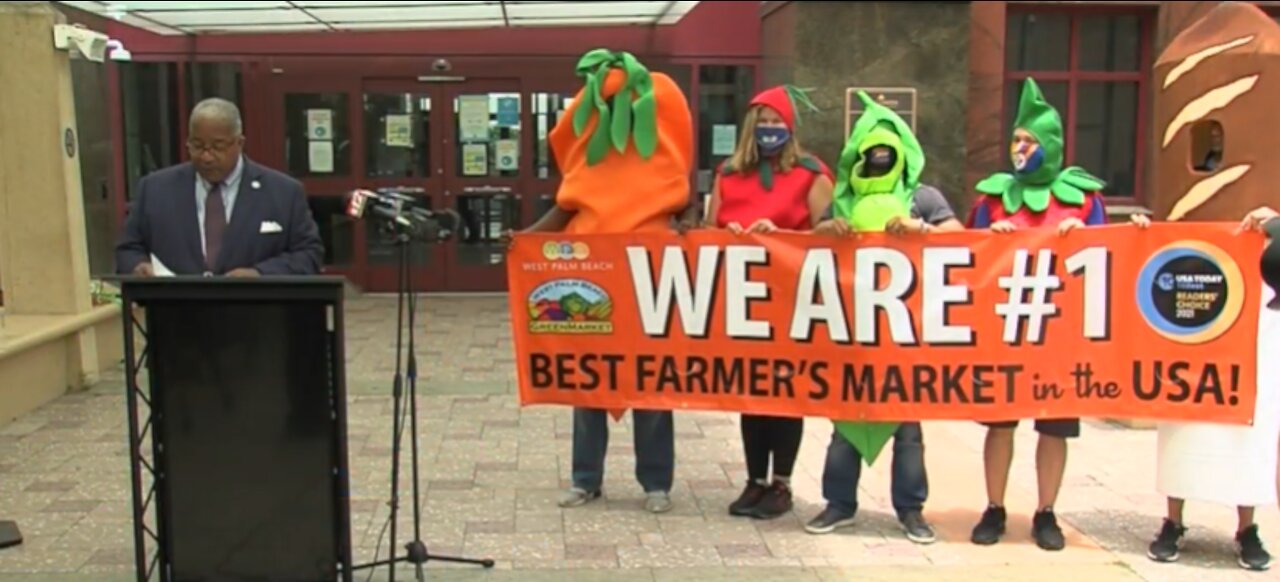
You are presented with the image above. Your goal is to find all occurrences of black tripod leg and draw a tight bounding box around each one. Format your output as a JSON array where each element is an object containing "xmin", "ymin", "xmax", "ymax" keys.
[
  {"xmin": 386, "ymin": 235, "xmax": 409, "ymax": 582},
  {"xmin": 0, "ymin": 521, "xmax": 21, "ymax": 550},
  {"xmin": 404, "ymin": 243, "xmax": 425, "ymax": 582},
  {"xmin": 414, "ymin": 548, "xmax": 494, "ymax": 568}
]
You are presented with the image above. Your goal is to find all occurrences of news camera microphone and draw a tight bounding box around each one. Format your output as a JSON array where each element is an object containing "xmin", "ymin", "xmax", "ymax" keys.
[
  {"xmin": 346, "ymin": 189, "xmax": 409, "ymax": 226},
  {"xmin": 346, "ymin": 189, "xmax": 459, "ymax": 243}
]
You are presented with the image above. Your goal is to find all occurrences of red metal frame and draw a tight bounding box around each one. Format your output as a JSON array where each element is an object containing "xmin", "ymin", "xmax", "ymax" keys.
[
  {"xmin": 356, "ymin": 79, "xmax": 449, "ymax": 293},
  {"xmin": 439, "ymin": 79, "xmax": 526, "ymax": 292},
  {"xmin": 104, "ymin": 1, "xmax": 761, "ymax": 60},
  {"xmin": 265, "ymin": 70, "xmax": 367, "ymax": 286},
  {"xmin": 1003, "ymin": 4, "xmax": 1155, "ymax": 206}
]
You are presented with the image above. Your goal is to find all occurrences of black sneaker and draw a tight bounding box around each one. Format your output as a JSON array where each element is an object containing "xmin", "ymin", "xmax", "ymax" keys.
[
  {"xmin": 728, "ymin": 481, "xmax": 768, "ymax": 517},
  {"xmin": 804, "ymin": 506, "xmax": 857, "ymax": 534},
  {"xmin": 751, "ymin": 481, "xmax": 794, "ymax": 520},
  {"xmin": 1237, "ymin": 524, "xmax": 1272, "ymax": 571},
  {"xmin": 1147, "ymin": 519, "xmax": 1186, "ymax": 563},
  {"xmin": 900, "ymin": 511, "xmax": 937, "ymax": 544},
  {"xmin": 1032, "ymin": 509, "xmax": 1066, "ymax": 551},
  {"xmin": 970, "ymin": 505, "xmax": 1006, "ymax": 545}
]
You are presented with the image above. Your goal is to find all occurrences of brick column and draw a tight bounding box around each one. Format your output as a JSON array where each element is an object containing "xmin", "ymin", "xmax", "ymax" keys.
[{"xmin": 964, "ymin": 0, "xmax": 1007, "ymax": 216}]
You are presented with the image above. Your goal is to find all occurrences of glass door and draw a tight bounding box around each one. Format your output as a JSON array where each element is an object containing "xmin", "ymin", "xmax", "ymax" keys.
[
  {"xmin": 271, "ymin": 77, "xmax": 361, "ymax": 285},
  {"xmin": 359, "ymin": 81, "xmax": 448, "ymax": 292},
  {"xmin": 441, "ymin": 81, "xmax": 525, "ymax": 292},
  {"xmin": 528, "ymin": 91, "xmax": 575, "ymax": 228}
]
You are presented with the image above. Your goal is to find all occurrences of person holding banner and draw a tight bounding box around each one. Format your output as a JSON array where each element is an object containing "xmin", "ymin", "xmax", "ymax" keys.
[
  {"xmin": 1133, "ymin": 206, "xmax": 1280, "ymax": 571},
  {"xmin": 505, "ymin": 49, "xmax": 696, "ymax": 513},
  {"xmin": 965, "ymin": 77, "xmax": 1112, "ymax": 551},
  {"xmin": 804, "ymin": 90, "xmax": 961, "ymax": 543},
  {"xmin": 701, "ymin": 85, "xmax": 834, "ymax": 519}
]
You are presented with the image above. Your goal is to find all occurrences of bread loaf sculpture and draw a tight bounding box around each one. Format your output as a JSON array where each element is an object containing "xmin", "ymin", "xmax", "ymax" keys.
[{"xmin": 1152, "ymin": 1, "xmax": 1280, "ymax": 221}]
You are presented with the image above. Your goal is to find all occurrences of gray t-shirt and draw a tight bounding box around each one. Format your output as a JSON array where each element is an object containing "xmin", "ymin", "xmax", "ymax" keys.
[{"xmin": 821, "ymin": 184, "xmax": 956, "ymax": 225}]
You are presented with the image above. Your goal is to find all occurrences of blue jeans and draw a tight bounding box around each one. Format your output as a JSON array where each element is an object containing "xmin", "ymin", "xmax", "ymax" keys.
[
  {"xmin": 821, "ymin": 422, "xmax": 928, "ymax": 519},
  {"xmin": 571, "ymin": 408, "xmax": 674, "ymax": 493}
]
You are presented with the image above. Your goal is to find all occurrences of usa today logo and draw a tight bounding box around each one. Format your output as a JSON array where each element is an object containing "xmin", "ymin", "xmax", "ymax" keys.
[{"xmin": 1136, "ymin": 241, "xmax": 1244, "ymax": 344}]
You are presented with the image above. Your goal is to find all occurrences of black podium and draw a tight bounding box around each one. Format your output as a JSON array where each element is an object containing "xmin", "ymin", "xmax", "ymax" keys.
[{"xmin": 117, "ymin": 276, "xmax": 353, "ymax": 582}]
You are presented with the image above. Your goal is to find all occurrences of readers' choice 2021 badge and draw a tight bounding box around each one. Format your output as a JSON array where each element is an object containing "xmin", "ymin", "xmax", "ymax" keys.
[{"xmin": 1136, "ymin": 240, "xmax": 1245, "ymax": 344}]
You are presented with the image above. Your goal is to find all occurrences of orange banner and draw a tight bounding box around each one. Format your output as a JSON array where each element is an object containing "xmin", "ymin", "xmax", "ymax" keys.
[{"xmin": 506, "ymin": 223, "xmax": 1265, "ymax": 425}]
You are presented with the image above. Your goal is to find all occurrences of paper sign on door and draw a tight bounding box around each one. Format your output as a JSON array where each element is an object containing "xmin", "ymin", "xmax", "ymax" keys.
[
  {"xmin": 495, "ymin": 139, "xmax": 518, "ymax": 171},
  {"xmin": 462, "ymin": 143, "xmax": 488, "ymax": 176}
]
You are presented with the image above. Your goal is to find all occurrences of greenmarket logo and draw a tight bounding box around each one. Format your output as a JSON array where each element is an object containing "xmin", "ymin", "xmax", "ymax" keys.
[{"xmin": 527, "ymin": 279, "xmax": 613, "ymax": 334}]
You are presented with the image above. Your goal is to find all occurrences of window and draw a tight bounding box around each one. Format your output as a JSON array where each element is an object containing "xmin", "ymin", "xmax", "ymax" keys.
[
  {"xmin": 1004, "ymin": 10, "xmax": 1152, "ymax": 201},
  {"xmin": 188, "ymin": 63, "xmax": 244, "ymax": 134},
  {"xmin": 697, "ymin": 65, "xmax": 755, "ymax": 196},
  {"xmin": 120, "ymin": 63, "xmax": 181, "ymax": 202},
  {"xmin": 1190, "ymin": 120, "xmax": 1224, "ymax": 174},
  {"xmin": 284, "ymin": 92, "xmax": 351, "ymax": 177},
  {"xmin": 71, "ymin": 54, "xmax": 115, "ymax": 278}
]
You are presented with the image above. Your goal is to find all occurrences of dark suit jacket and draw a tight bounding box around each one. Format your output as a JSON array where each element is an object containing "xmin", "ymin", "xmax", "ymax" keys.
[{"xmin": 115, "ymin": 159, "xmax": 324, "ymax": 276}]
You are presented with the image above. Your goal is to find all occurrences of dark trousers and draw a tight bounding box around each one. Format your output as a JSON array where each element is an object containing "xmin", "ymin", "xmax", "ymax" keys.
[
  {"xmin": 820, "ymin": 422, "xmax": 928, "ymax": 519},
  {"xmin": 741, "ymin": 414, "xmax": 804, "ymax": 481}
]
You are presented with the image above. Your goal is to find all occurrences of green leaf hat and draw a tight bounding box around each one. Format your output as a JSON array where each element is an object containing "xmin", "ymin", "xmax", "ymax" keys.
[{"xmin": 975, "ymin": 78, "xmax": 1106, "ymax": 214}]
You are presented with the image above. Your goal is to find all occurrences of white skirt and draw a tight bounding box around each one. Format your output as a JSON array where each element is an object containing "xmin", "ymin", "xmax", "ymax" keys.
[{"xmin": 1156, "ymin": 285, "xmax": 1280, "ymax": 507}]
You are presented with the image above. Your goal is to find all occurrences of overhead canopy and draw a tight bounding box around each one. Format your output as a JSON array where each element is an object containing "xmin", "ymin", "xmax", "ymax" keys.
[{"xmin": 56, "ymin": 1, "xmax": 701, "ymax": 35}]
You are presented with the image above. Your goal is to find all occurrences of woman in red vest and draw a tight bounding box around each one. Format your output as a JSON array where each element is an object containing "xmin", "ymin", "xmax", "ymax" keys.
[{"xmin": 702, "ymin": 85, "xmax": 833, "ymax": 518}]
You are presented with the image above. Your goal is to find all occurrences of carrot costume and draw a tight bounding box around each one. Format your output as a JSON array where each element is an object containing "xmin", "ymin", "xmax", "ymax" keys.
[
  {"xmin": 552, "ymin": 49, "xmax": 694, "ymax": 236},
  {"xmin": 552, "ymin": 49, "xmax": 693, "ymax": 422},
  {"xmin": 550, "ymin": 50, "xmax": 691, "ymax": 505}
]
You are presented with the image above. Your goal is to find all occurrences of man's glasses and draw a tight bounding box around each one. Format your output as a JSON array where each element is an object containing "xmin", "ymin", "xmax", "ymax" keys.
[{"xmin": 187, "ymin": 140, "xmax": 237, "ymax": 154}]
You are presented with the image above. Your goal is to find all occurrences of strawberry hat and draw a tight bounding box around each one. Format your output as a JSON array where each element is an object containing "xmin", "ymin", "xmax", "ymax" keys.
[{"xmin": 749, "ymin": 85, "xmax": 818, "ymax": 130}]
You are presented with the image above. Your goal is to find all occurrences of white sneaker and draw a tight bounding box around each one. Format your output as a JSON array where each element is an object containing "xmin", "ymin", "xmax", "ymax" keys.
[
  {"xmin": 558, "ymin": 487, "xmax": 601, "ymax": 508},
  {"xmin": 645, "ymin": 491, "xmax": 673, "ymax": 513}
]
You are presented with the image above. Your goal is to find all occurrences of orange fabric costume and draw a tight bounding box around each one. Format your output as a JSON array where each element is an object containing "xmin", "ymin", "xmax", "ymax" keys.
[
  {"xmin": 550, "ymin": 50, "xmax": 693, "ymax": 421},
  {"xmin": 551, "ymin": 50, "xmax": 694, "ymax": 235}
]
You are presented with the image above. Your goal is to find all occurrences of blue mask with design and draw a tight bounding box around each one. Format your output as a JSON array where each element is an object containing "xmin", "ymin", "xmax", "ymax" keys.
[
  {"xmin": 1011, "ymin": 141, "xmax": 1045, "ymax": 175},
  {"xmin": 755, "ymin": 126, "xmax": 791, "ymax": 156}
]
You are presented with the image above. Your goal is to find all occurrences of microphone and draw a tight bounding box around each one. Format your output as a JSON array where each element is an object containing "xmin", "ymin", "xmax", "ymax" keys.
[
  {"xmin": 346, "ymin": 189, "xmax": 410, "ymax": 227},
  {"xmin": 345, "ymin": 189, "xmax": 458, "ymax": 242}
]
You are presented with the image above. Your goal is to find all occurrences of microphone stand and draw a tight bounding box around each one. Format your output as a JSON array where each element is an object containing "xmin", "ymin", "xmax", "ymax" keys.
[{"xmin": 351, "ymin": 226, "xmax": 493, "ymax": 582}]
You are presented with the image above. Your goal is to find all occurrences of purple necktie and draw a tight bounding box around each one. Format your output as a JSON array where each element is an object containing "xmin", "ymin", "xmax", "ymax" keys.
[{"xmin": 205, "ymin": 182, "xmax": 226, "ymax": 269}]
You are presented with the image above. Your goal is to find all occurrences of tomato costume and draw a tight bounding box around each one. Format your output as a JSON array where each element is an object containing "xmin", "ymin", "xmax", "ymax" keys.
[
  {"xmin": 967, "ymin": 78, "xmax": 1108, "ymax": 229},
  {"xmin": 714, "ymin": 86, "xmax": 831, "ymax": 231}
]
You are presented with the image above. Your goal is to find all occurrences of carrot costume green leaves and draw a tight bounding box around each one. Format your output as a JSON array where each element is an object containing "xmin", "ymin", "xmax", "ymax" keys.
[{"xmin": 572, "ymin": 49, "xmax": 659, "ymax": 165}]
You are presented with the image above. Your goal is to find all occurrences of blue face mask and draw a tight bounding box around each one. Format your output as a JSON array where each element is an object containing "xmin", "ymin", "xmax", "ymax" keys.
[
  {"xmin": 1012, "ymin": 142, "xmax": 1045, "ymax": 175},
  {"xmin": 755, "ymin": 126, "xmax": 791, "ymax": 156}
]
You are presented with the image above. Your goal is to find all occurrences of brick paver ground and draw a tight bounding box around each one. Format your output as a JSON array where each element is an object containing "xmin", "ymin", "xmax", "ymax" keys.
[{"xmin": 1, "ymin": 296, "xmax": 1278, "ymax": 581}]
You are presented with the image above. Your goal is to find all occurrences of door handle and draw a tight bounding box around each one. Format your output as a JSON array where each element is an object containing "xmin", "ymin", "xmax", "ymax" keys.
[
  {"xmin": 375, "ymin": 186, "xmax": 427, "ymax": 194},
  {"xmin": 462, "ymin": 186, "xmax": 513, "ymax": 194}
]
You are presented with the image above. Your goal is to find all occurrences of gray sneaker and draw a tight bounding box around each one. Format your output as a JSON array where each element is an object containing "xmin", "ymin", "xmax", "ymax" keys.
[
  {"xmin": 900, "ymin": 511, "xmax": 937, "ymax": 544},
  {"xmin": 558, "ymin": 487, "xmax": 601, "ymax": 508},
  {"xmin": 645, "ymin": 491, "xmax": 673, "ymax": 513},
  {"xmin": 804, "ymin": 506, "xmax": 857, "ymax": 534}
]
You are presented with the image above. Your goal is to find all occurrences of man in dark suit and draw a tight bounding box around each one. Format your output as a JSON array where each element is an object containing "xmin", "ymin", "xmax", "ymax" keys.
[{"xmin": 116, "ymin": 98, "xmax": 323, "ymax": 277}]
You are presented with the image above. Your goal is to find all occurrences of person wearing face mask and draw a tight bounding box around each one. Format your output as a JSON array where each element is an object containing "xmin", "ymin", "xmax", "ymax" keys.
[
  {"xmin": 806, "ymin": 91, "xmax": 960, "ymax": 545},
  {"xmin": 966, "ymin": 77, "xmax": 1117, "ymax": 552},
  {"xmin": 702, "ymin": 85, "xmax": 834, "ymax": 519},
  {"xmin": 1126, "ymin": 206, "xmax": 1280, "ymax": 571}
]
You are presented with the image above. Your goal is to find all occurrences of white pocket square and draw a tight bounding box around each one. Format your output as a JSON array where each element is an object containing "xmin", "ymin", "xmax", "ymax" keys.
[{"xmin": 260, "ymin": 221, "xmax": 283, "ymax": 234}]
